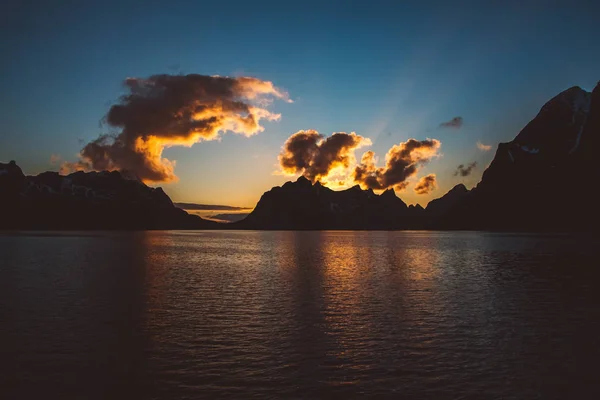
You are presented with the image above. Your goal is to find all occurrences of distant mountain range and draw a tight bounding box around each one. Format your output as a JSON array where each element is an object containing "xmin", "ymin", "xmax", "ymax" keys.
[
  {"xmin": 174, "ymin": 203, "xmax": 250, "ymax": 211},
  {"xmin": 1, "ymin": 82, "xmax": 598, "ymax": 231},
  {"xmin": 0, "ymin": 162, "xmax": 216, "ymax": 230},
  {"xmin": 207, "ymin": 213, "xmax": 251, "ymax": 223}
]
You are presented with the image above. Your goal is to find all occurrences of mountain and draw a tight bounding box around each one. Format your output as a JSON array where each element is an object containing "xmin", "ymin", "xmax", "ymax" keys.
[
  {"xmin": 240, "ymin": 82, "xmax": 600, "ymax": 231},
  {"xmin": 3, "ymin": 82, "xmax": 598, "ymax": 231},
  {"xmin": 173, "ymin": 202, "xmax": 249, "ymax": 211},
  {"xmin": 432, "ymin": 83, "xmax": 600, "ymax": 231},
  {"xmin": 207, "ymin": 213, "xmax": 251, "ymax": 223},
  {"xmin": 0, "ymin": 161, "xmax": 216, "ymax": 230},
  {"xmin": 237, "ymin": 176, "xmax": 423, "ymax": 229},
  {"xmin": 424, "ymin": 183, "xmax": 470, "ymax": 228}
]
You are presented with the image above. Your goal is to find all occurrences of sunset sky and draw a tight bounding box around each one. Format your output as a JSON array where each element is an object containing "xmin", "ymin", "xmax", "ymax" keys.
[{"xmin": 2, "ymin": 0, "xmax": 600, "ymax": 207}]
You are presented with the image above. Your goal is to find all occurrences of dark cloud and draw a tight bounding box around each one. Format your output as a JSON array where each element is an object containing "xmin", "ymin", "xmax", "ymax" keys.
[
  {"xmin": 453, "ymin": 161, "xmax": 477, "ymax": 177},
  {"xmin": 279, "ymin": 130, "xmax": 371, "ymax": 182},
  {"xmin": 353, "ymin": 138, "xmax": 441, "ymax": 190},
  {"xmin": 439, "ymin": 116, "xmax": 463, "ymax": 129},
  {"xmin": 414, "ymin": 174, "xmax": 437, "ymax": 195},
  {"xmin": 63, "ymin": 74, "xmax": 289, "ymax": 182}
]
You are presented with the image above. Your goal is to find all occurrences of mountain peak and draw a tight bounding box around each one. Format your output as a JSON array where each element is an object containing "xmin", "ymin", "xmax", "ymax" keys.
[
  {"xmin": 541, "ymin": 85, "xmax": 591, "ymax": 114},
  {"xmin": 558, "ymin": 86, "xmax": 588, "ymax": 98},
  {"xmin": 381, "ymin": 188, "xmax": 396, "ymax": 198},
  {"xmin": 408, "ymin": 203, "xmax": 425, "ymax": 211},
  {"xmin": 450, "ymin": 183, "xmax": 468, "ymax": 193},
  {"xmin": 564, "ymin": 85, "xmax": 584, "ymax": 93},
  {"xmin": 118, "ymin": 169, "xmax": 143, "ymax": 182},
  {"xmin": 295, "ymin": 175, "xmax": 313, "ymax": 188},
  {"xmin": 0, "ymin": 160, "xmax": 25, "ymax": 178},
  {"xmin": 425, "ymin": 183, "xmax": 470, "ymax": 215}
]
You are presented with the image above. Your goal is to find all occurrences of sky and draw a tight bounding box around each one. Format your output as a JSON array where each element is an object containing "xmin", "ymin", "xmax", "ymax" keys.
[{"xmin": 1, "ymin": 0, "xmax": 600, "ymax": 207}]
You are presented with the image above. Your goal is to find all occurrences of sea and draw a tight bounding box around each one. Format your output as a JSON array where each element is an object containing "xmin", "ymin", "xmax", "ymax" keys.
[{"xmin": 1, "ymin": 231, "xmax": 598, "ymax": 399}]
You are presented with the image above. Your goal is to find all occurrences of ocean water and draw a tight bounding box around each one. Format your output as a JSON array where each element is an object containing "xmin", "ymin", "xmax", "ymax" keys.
[{"xmin": 1, "ymin": 231, "xmax": 599, "ymax": 399}]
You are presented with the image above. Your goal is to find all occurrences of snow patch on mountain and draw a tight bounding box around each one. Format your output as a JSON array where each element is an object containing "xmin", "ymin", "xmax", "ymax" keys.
[
  {"xmin": 515, "ymin": 143, "xmax": 540, "ymax": 154},
  {"xmin": 569, "ymin": 125, "xmax": 585, "ymax": 155},
  {"xmin": 572, "ymin": 89, "xmax": 592, "ymax": 114}
]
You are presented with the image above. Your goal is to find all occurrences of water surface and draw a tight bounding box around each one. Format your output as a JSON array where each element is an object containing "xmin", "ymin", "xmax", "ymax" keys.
[{"xmin": 1, "ymin": 231, "xmax": 599, "ymax": 399}]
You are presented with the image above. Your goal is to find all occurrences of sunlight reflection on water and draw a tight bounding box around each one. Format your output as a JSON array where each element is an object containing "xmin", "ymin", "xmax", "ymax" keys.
[{"xmin": 1, "ymin": 231, "xmax": 599, "ymax": 398}]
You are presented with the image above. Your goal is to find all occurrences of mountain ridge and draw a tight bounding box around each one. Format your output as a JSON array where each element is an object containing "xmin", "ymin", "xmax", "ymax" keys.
[
  {"xmin": 0, "ymin": 161, "xmax": 215, "ymax": 230},
  {"xmin": 235, "ymin": 82, "xmax": 600, "ymax": 231},
  {"xmin": 2, "ymin": 82, "xmax": 598, "ymax": 231}
]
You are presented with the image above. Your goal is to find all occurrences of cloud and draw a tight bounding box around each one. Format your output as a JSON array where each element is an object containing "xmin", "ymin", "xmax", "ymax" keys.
[
  {"xmin": 353, "ymin": 138, "xmax": 441, "ymax": 190},
  {"xmin": 278, "ymin": 130, "xmax": 372, "ymax": 182},
  {"xmin": 439, "ymin": 116, "xmax": 463, "ymax": 129},
  {"xmin": 453, "ymin": 161, "xmax": 477, "ymax": 177},
  {"xmin": 49, "ymin": 154, "xmax": 62, "ymax": 165},
  {"xmin": 63, "ymin": 74, "xmax": 290, "ymax": 183},
  {"xmin": 414, "ymin": 173, "xmax": 437, "ymax": 195},
  {"xmin": 477, "ymin": 141, "xmax": 492, "ymax": 151}
]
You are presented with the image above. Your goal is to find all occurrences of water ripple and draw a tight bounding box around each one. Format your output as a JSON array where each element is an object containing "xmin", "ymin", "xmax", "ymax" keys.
[{"xmin": 1, "ymin": 231, "xmax": 599, "ymax": 398}]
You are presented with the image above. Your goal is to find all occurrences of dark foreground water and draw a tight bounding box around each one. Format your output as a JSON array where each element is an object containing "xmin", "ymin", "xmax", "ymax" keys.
[{"xmin": 1, "ymin": 231, "xmax": 599, "ymax": 399}]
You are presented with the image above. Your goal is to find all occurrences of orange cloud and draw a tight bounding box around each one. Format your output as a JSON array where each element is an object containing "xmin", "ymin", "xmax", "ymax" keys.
[
  {"xmin": 353, "ymin": 138, "xmax": 441, "ymax": 190},
  {"xmin": 278, "ymin": 130, "xmax": 372, "ymax": 183},
  {"xmin": 477, "ymin": 141, "xmax": 492, "ymax": 151},
  {"xmin": 63, "ymin": 74, "xmax": 289, "ymax": 183},
  {"xmin": 414, "ymin": 173, "xmax": 437, "ymax": 194}
]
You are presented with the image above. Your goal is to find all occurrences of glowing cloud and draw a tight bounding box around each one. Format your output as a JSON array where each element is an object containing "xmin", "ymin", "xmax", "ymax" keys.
[
  {"xmin": 414, "ymin": 173, "xmax": 437, "ymax": 194},
  {"xmin": 63, "ymin": 74, "xmax": 290, "ymax": 183},
  {"xmin": 439, "ymin": 116, "xmax": 463, "ymax": 129},
  {"xmin": 353, "ymin": 138, "xmax": 441, "ymax": 190},
  {"xmin": 477, "ymin": 141, "xmax": 492, "ymax": 151},
  {"xmin": 278, "ymin": 130, "xmax": 372, "ymax": 183},
  {"xmin": 454, "ymin": 161, "xmax": 477, "ymax": 177}
]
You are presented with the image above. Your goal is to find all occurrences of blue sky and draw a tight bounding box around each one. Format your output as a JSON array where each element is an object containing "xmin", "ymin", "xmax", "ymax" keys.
[{"xmin": 2, "ymin": 0, "xmax": 599, "ymax": 206}]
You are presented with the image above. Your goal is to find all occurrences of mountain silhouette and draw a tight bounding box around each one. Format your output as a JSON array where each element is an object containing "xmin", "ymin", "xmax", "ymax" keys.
[
  {"xmin": 238, "ymin": 82, "xmax": 600, "ymax": 231},
  {"xmin": 238, "ymin": 176, "xmax": 423, "ymax": 229},
  {"xmin": 2, "ymin": 82, "xmax": 598, "ymax": 231},
  {"xmin": 0, "ymin": 162, "xmax": 215, "ymax": 230},
  {"xmin": 434, "ymin": 82, "xmax": 600, "ymax": 231},
  {"xmin": 423, "ymin": 183, "xmax": 470, "ymax": 228}
]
